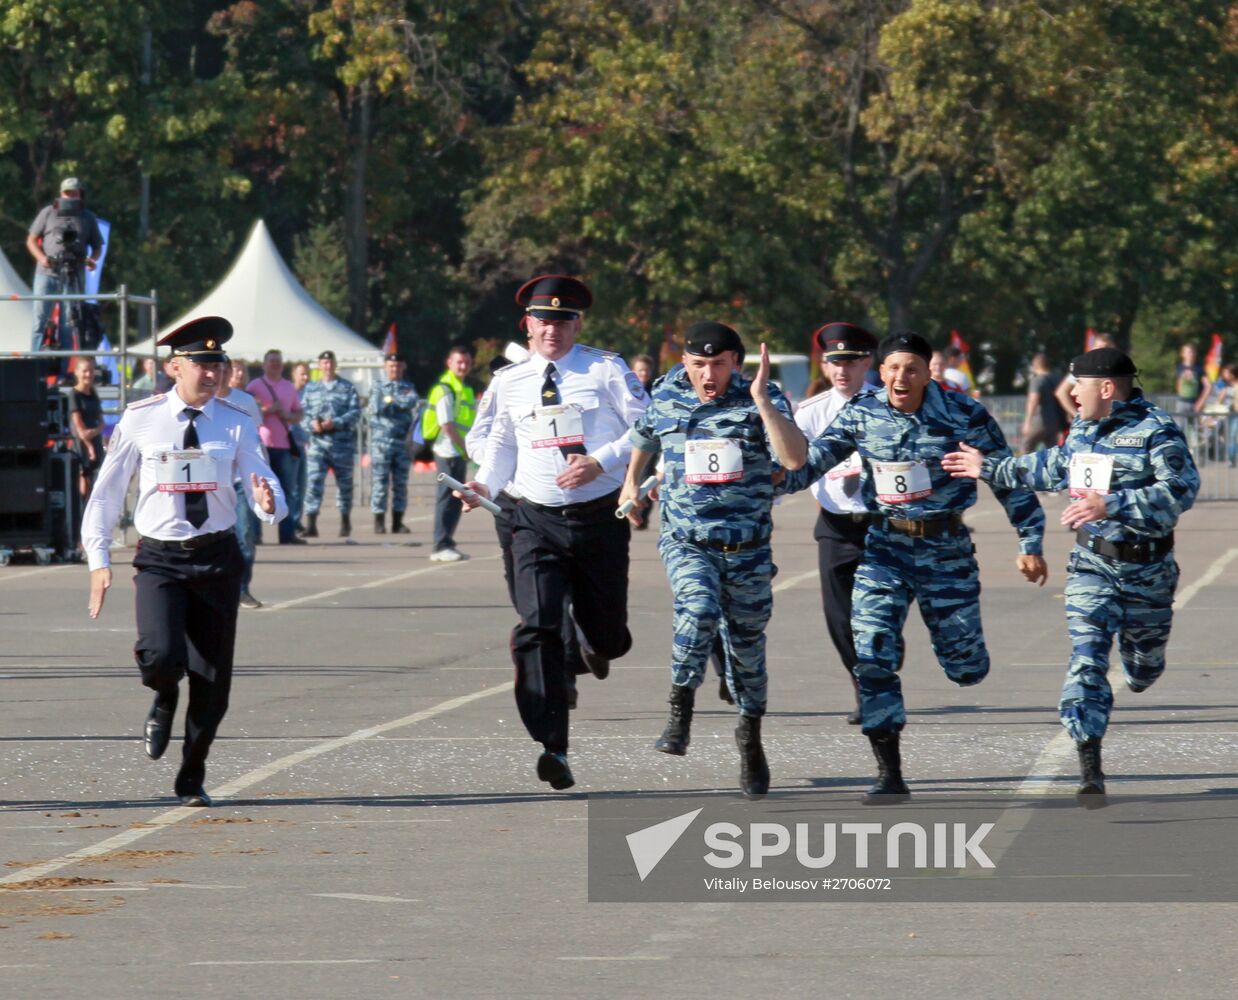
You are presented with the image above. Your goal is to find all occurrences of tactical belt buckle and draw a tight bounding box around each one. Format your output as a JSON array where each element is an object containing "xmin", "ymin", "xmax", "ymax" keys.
[{"xmin": 719, "ymin": 541, "xmax": 743, "ymax": 554}]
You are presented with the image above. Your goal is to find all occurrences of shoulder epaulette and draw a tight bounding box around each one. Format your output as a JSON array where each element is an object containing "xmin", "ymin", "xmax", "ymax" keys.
[
  {"xmin": 125, "ymin": 393, "xmax": 166, "ymax": 411},
  {"xmin": 579, "ymin": 345, "xmax": 619, "ymax": 361},
  {"xmin": 797, "ymin": 391, "xmax": 831, "ymax": 409},
  {"xmin": 216, "ymin": 396, "xmax": 250, "ymax": 416}
]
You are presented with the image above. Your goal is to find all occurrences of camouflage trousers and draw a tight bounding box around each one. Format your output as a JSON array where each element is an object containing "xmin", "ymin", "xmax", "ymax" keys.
[
  {"xmin": 852, "ymin": 526, "xmax": 988, "ymax": 733},
  {"xmin": 369, "ymin": 442, "xmax": 410, "ymax": 514},
  {"xmin": 304, "ymin": 440, "xmax": 355, "ymax": 513},
  {"xmin": 658, "ymin": 536, "xmax": 774, "ymax": 716},
  {"xmin": 1061, "ymin": 547, "xmax": 1178, "ymax": 741}
]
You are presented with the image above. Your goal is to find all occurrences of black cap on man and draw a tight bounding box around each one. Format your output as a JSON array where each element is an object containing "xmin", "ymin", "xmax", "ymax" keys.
[
  {"xmin": 515, "ymin": 275, "xmax": 593, "ymax": 320},
  {"xmin": 684, "ymin": 321, "xmax": 745, "ymax": 365},
  {"xmin": 1070, "ymin": 347, "xmax": 1138, "ymax": 379},
  {"xmin": 156, "ymin": 316, "xmax": 232, "ymax": 363},
  {"xmin": 816, "ymin": 322, "xmax": 877, "ymax": 360}
]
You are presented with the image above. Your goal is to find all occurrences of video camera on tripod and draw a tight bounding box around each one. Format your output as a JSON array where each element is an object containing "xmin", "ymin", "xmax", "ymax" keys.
[{"xmin": 40, "ymin": 197, "xmax": 105, "ymax": 355}]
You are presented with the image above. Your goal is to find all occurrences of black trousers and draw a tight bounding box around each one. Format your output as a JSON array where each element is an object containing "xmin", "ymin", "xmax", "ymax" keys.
[
  {"xmin": 133, "ymin": 535, "xmax": 244, "ymax": 795},
  {"xmin": 494, "ymin": 493, "xmax": 586, "ymax": 683},
  {"xmin": 510, "ymin": 495, "xmax": 632, "ymax": 753},
  {"xmin": 814, "ymin": 508, "xmax": 869, "ymax": 694}
]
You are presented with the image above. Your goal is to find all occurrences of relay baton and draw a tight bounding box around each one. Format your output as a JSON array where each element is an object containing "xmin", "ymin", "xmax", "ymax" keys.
[
  {"xmin": 437, "ymin": 473, "xmax": 502, "ymax": 516},
  {"xmin": 616, "ymin": 475, "xmax": 658, "ymax": 518}
]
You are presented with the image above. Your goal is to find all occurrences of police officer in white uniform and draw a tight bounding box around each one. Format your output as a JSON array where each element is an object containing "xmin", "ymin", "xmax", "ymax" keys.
[
  {"xmin": 791, "ymin": 323, "xmax": 879, "ymax": 724},
  {"xmin": 82, "ymin": 317, "xmax": 286, "ymax": 807},
  {"xmin": 460, "ymin": 275, "xmax": 649, "ymax": 790}
]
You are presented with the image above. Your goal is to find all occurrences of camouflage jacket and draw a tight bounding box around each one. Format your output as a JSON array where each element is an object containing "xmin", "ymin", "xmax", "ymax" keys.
[
  {"xmin": 366, "ymin": 378, "xmax": 420, "ymax": 442},
  {"xmin": 982, "ymin": 390, "xmax": 1198, "ymax": 543},
  {"xmin": 302, "ymin": 377, "xmax": 361, "ymax": 435},
  {"xmin": 630, "ymin": 367, "xmax": 792, "ymax": 545},
  {"xmin": 786, "ymin": 380, "xmax": 1045, "ymax": 554}
]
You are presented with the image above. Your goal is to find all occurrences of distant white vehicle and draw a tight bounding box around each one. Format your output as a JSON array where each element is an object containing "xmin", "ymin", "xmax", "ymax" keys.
[{"xmin": 742, "ymin": 352, "xmax": 811, "ymax": 403}]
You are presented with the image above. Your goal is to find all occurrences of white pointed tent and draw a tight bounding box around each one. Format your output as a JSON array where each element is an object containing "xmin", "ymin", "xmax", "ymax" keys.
[
  {"xmin": 133, "ymin": 219, "xmax": 383, "ymax": 364},
  {"xmin": 0, "ymin": 244, "xmax": 34, "ymax": 352}
]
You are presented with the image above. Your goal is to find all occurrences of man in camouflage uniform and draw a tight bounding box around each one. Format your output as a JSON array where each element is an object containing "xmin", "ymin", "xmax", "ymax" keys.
[
  {"xmin": 622, "ymin": 322, "xmax": 791, "ymax": 799},
  {"xmin": 367, "ymin": 352, "xmax": 421, "ymax": 534},
  {"xmin": 302, "ymin": 350, "xmax": 361, "ymax": 538},
  {"xmin": 762, "ymin": 332, "xmax": 1047, "ymax": 804},
  {"xmin": 944, "ymin": 347, "xmax": 1198, "ymax": 803}
]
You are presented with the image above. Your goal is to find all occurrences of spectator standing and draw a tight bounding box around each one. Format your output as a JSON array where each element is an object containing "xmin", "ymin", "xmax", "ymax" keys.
[
  {"xmin": 130, "ymin": 357, "xmax": 158, "ymax": 396},
  {"xmin": 247, "ymin": 349, "xmax": 305, "ymax": 544},
  {"xmin": 67, "ymin": 356, "xmax": 104, "ymax": 499},
  {"xmin": 27, "ymin": 178, "xmax": 104, "ymax": 359},
  {"xmin": 424, "ymin": 344, "xmax": 477, "ymax": 561},
  {"xmin": 290, "ymin": 362, "xmax": 311, "ymax": 533},
  {"xmin": 1021, "ymin": 352, "xmax": 1068, "ymax": 453},
  {"xmin": 301, "ymin": 350, "xmax": 361, "ymax": 539},
  {"xmin": 367, "ymin": 353, "xmax": 421, "ymax": 534},
  {"xmin": 942, "ymin": 345, "xmax": 973, "ymax": 394},
  {"xmin": 627, "ymin": 353, "xmax": 658, "ymax": 530},
  {"xmin": 217, "ymin": 359, "xmax": 265, "ymax": 609}
]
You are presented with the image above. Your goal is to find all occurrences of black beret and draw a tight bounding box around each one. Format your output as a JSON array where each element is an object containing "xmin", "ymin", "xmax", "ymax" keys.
[
  {"xmin": 157, "ymin": 316, "xmax": 232, "ymax": 362},
  {"xmin": 515, "ymin": 275, "xmax": 593, "ymax": 320},
  {"xmin": 878, "ymin": 332, "xmax": 933, "ymax": 364},
  {"xmin": 318, "ymin": 350, "xmax": 337, "ymax": 362},
  {"xmin": 1070, "ymin": 347, "xmax": 1138, "ymax": 378},
  {"xmin": 815, "ymin": 321, "xmax": 877, "ymax": 358},
  {"xmin": 684, "ymin": 321, "xmax": 745, "ymax": 363},
  {"xmin": 383, "ymin": 353, "xmax": 402, "ymax": 363}
]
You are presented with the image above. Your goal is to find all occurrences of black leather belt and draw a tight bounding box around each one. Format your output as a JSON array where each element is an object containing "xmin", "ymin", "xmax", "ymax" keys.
[
  {"xmin": 1076, "ymin": 529, "xmax": 1174, "ymax": 563},
  {"xmin": 693, "ymin": 535, "xmax": 771, "ymax": 553},
  {"xmin": 139, "ymin": 529, "xmax": 234, "ymax": 552},
  {"xmin": 820, "ymin": 508, "xmax": 873, "ymax": 526},
  {"xmin": 881, "ymin": 513, "xmax": 965, "ymax": 538},
  {"xmin": 520, "ymin": 491, "xmax": 620, "ymax": 518}
]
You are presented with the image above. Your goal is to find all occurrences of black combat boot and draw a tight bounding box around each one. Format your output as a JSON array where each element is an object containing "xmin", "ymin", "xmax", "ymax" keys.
[
  {"xmin": 374, "ymin": 513, "xmax": 386, "ymax": 534},
  {"xmin": 862, "ymin": 731, "xmax": 911, "ymax": 804},
  {"xmin": 303, "ymin": 512, "xmax": 319, "ymax": 538},
  {"xmin": 1076, "ymin": 738, "xmax": 1106, "ymax": 805},
  {"xmin": 654, "ymin": 685, "xmax": 694, "ymax": 756},
  {"xmin": 339, "ymin": 511, "xmax": 351, "ymax": 538},
  {"xmin": 735, "ymin": 714, "xmax": 770, "ymax": 799},
  {"xmin": 392, "ymin": 511, "xmax": 410, "ymax": 534}
]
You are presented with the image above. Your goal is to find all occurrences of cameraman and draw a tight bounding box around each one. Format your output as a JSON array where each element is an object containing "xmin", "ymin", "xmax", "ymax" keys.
[{"xmin": 26, "ymin": 177, "xmax": 103, "ymax": 355}]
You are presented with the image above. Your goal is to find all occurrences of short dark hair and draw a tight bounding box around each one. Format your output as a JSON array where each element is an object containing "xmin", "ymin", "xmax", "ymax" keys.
[
  {"xmin": 630, "ymin": 353, "xmax": 656, "ymax": 368},
  {"xmin": 447, "ymin": 343, "xmax": 473, "ymax": 358},
  {"xmin": 263, "ymin": 349, "xmax": 282, "ymax": 361}
]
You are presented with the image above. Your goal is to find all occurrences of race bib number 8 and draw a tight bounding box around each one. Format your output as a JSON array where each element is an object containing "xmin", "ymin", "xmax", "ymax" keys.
[
  {"xmin": 872, "ymin": 460, "xmax": 932, "ymax": 503},
  {"xmin": 1069, "ymin": 453, "xmax": 1114, "ymax": 497},
  {"xmin": 155, "ymin": 450, "xmax": 218, "ymax": 493},
  {"xmin": 531, "ymin": 405, "xmax": 584, "ymax": 449},
  {"xmin": 684, "ymin": 439, "xmax": 743, "ymax": 484}
]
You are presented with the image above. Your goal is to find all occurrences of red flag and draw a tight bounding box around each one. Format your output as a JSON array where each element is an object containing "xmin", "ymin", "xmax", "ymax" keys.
[
  {"xmin": 381, "ymin": 323, "xmax": 397, "ymax": 356},
  {"xmin": 948, "ymin": 330, "xmax": 975, "ymax": 390},
  {"xmin": 1084, "ymin": 327, "xmax": 1099, "ymax": 352},
  {"xmin": 1205, "ymin": 332, "xmax": 1223, "ymax": 383}
]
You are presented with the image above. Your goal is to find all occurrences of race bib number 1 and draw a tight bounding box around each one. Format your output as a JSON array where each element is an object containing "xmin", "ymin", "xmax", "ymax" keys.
[
  {"xmin": 1069, "ymin": 453, "xmax": 1114, "ymax": 497},
  {"xmin": 155, "ymin": 450, "xmax": 218, "ymax": 493},
  {"xmin": 684, "ymin": 439, "xmax": 743, "ymax": 484},
  {"xmin": 872, "ymin": 460, "xmax": 932, "ymax": 503},
  {"xmin": 531, "ymin": 405, "xmax": 584, "ymax": 449}
]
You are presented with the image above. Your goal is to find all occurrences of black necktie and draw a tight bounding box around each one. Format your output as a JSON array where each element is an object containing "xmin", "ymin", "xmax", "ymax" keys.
[
  {"xmin": 542, "ymin": 363, "xmax": 586, "ymax": 457},
  {"xmin": 182, "ymin": 408, "xmax": 209, "ymax": 529}
]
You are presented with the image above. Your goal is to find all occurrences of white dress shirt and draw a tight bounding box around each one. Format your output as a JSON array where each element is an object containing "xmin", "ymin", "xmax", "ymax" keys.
[
  {"xmin": 476, "ymin": 344, "xmax": 649, "ymax": 505},
  {"xmin": 81, "ymin": 388, "xmax": 288, "ymax": 570},
  {"xmin": 793, "ymin": 388, "xmax": 869, "ymax": 515}
]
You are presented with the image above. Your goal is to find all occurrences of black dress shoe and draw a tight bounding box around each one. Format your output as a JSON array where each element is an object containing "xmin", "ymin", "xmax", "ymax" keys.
[
  {"xmin": 143, "ymin": 693, "xmax": 177, "ymax": 760},
  {"xmin": 567, "ymin": 687, "xmax": 578, "ymax": 710},
  {"xmin": 536, "ymin": 751, "xmax": 575, "ymax": 790},
  {"xmin": 177, "ymin": 787, "xmax": 212, "ymax": 807}
]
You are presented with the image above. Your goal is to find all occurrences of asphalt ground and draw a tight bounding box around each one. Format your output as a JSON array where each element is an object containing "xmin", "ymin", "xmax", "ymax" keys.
[{"xmin": 2, "ymin": 477, "xmax": 1237, "ymax": 999}]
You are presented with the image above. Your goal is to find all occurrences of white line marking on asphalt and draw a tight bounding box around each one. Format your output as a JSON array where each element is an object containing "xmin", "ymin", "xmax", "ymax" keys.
[
  {"xmin": 1175, "ymin": 547, "xmax": 1238, "ymax": 608},
  {"xmin": 772, "ymin": 569, "xmax": 818, "ymax": 594},
  {"xmin": 0, "ymin": 565, "xmax": 74, "ymax": 584},
  {"xmin": 259, "ymin": 554, "xmax": 498, "ymax": 612},
  {"xmin": 557, "ymin": 956, "xmax": 669, "ymax": 962},
  {"xmin": 188, "ymin": 959, "xmax": 382, "ymax": 966},
  {"xmin": 310, "ymin": 818, "xmax": 451, "ymax": 824},
  {"xmin": 0, "ymin": 679, "xmax": 513, "ymax": 887},
  {"xmin": 310, "ymin": 893, "xmax": 419, "ymax": 903}
]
